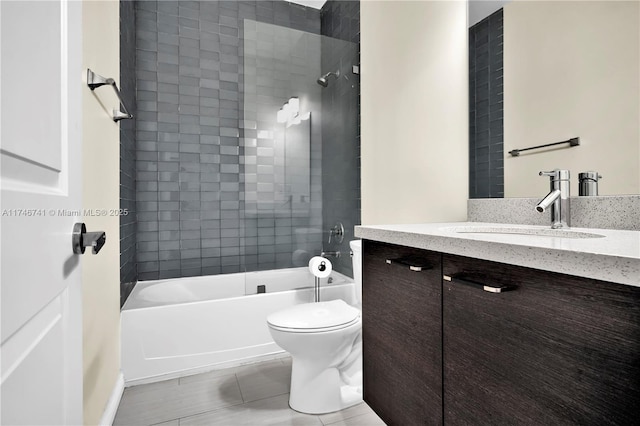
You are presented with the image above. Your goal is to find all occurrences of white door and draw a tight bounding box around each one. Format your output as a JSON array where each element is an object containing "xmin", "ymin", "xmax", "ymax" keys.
[{"xmin": 1, "ymin": 1, "xmax": 83, "ymax": 424}]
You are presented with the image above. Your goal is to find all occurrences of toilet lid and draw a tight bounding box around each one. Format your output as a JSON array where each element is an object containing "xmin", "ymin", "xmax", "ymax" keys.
[{"xmin": 267, "ymin": 299, "xmax": 360, "ymax": 331}]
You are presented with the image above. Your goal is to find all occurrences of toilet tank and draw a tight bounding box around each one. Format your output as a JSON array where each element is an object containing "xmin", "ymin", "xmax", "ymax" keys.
[{"xmin": 349, "ymin": 240, "xmax": 362, "ymax": 305}]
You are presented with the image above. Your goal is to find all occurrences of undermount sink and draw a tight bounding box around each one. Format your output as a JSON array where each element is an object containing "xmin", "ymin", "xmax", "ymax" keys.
[{"xmin": 448, "ymin": 226, "xmax": 606, "ymax": 239}]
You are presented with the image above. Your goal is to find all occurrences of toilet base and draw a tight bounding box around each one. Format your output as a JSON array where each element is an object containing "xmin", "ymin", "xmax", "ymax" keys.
[
  {"xmin": 287, "ymin": 337, "xmax": 363, "ymax": 415},
  {"xmin": 267, "ymin": 303, "xmax": 363, "ymax": 415}
]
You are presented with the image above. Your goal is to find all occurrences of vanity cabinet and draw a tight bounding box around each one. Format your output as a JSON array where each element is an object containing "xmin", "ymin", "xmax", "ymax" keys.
[
  {"xmin": 362, "ymin": 240, "xmax": 443, "ymax": 426},
  {"xmin": 362, "ymin": 240, "xmax": 640, "ymax": 426},
  {"xmin": 442, "ymin": 253, "xmax": 640, "ymax": 425}
]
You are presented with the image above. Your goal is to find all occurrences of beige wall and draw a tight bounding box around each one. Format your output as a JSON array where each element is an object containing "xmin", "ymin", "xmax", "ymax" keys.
[
  {"xmin": 504, "ymin": 1, "xmax": 640, "ymax": 197},
  {"xmin": 361, "ymin": 0, "xmax": 468, "ymax": 225},
  {"xmin": 82, "ymin": 1, "xmax": 121, "ymax": 424}
]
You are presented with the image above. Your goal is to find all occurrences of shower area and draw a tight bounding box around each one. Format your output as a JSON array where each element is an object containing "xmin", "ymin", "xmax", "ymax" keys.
[{"xmin": 119, "ymin": 1, "xmax": 360, "ymax": 381}]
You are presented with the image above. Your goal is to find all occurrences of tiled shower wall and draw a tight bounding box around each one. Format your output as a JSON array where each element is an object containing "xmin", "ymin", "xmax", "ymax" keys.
[
  {"xmin": 319, "ymin": 0, "xmax": 360, "ymax": 277},
  {"xmin": 469, "ymin": 9, "xmax": 504, "ymax": 199},
  {"xmin": 133, "ymin": 1, "xmax": 322, "ymax": 280},
  {"xmin": 120, "ymin": 0, "xmax": 137, "ymax": 306}
]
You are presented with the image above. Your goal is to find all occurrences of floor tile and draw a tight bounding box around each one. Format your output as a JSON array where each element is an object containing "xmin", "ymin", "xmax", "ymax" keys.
[
  {"xmin": 325, "ymin": 410, "xmax": 386, "ymax": 426},
  {"xmin": 120, "ymin": 378, "xmax": 180, "ymax": 397},
  {"xmin": 114, "ymin": 358, "xmax": 385, "ymax": 426},
  {"xmin": 235, "ymin": 359, "xmax": 291, "ymax": 403},
  {"xmin": 180, "ymin": 394, "xmax": 323, "ymax": 426},
  {"xmin": 319, "ymin": 402, "xmax": 372, "ymax": 425},
  {"xmin": 178, "ymin": 356, "xmax": 292, "ymax": 386},
  {"xmin": 178, "ymin": 368, "xmax": 239, "ymax": 385},
  {"xmin": 114, "ymin": 373, "xmax": 243, "ymax": 425}
]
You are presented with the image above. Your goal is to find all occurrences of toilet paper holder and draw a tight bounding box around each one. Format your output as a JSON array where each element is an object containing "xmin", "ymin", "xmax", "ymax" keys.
[
  {"xmin": 309, "ymin": 256, "xmax": 333, "ymax": 302},
  {"xmin": 317, "ymin": 260, "xmax": 327, "ymax": 272}
]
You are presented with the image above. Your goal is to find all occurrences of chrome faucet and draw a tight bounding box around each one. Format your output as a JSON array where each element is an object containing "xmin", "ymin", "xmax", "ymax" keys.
[{"xmin": 536, "ymin": 169, "xmax": 571, "ymax": 229}]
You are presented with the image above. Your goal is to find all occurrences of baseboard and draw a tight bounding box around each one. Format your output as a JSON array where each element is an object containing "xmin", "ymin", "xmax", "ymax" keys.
[{"xmin": 99, "ymin": 371, "xmax": 124, "ymax": 426}]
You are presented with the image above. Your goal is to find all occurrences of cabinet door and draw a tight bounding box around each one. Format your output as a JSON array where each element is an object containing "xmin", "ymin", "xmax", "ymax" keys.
[
  {"xmin": 443, "ymin": 254, "xmax": 640, "ymax": 426},
  {"xmin": 363, "ymin": 240, "xmax": 443, "ymax": 426}
]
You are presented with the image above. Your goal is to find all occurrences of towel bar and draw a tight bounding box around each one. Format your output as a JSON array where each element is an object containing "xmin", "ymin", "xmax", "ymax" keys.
[
  {"xmin": 508, "ymin": 137, "xmax": 579, "ymax": 157},
  {"xmin": 87, "ymin": 68, "xmax": 133, "ymax": 122}
]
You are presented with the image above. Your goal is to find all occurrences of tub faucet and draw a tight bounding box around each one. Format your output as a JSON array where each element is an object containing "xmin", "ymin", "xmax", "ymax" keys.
[
  {"xmin": 536, "ymin": 169, "xmax": 571, "ymax": 229},
  {"xmin": 321, "ymin": 251, "xmax": 341, "ymax": 258}
]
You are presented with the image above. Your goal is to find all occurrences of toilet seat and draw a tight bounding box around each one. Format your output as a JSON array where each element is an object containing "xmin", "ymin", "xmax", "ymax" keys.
[{"xmin": 267, "ymin": 299, "xmax": 360, "ymax": 333}]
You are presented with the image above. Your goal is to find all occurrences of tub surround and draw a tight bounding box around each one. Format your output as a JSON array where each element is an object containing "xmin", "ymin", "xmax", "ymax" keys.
[
  {"xmin": 130, "ymin": 0, "xmax": 361, "ymax": 284},
  {"xmin": 133, "ymin": 1, "xmax": 324, "ymax": 281},
  {"xmin": 468, "ymin": 195, "xmax": 640, "ymax": 231},
  {"xmin": 355, "ymin": 222, "xmax": 640, "ymax": 286}
]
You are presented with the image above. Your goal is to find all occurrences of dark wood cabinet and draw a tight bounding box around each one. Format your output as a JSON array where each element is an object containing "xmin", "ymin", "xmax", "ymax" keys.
[
  {"xmin": 442, "ymin": 253, "xmax": 640, "ymax": 426},
  {"xmin": 362, "ymin": 240, "xmax": 640, "ymax": 426},
  {"xmin": 363, "ymin": 240, "xmax": 443, "ymax": 426}
]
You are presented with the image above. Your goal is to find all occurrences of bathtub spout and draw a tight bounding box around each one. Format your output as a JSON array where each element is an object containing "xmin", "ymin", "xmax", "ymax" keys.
[{"xmin": 321, "ymin": 251, "xmax": 341, "ymax": 258}]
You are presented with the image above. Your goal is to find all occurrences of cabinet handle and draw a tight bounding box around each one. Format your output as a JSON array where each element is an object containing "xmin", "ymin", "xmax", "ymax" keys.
[
  {"xmin": 386, "ymin": 256, "xmax": 434, "ymax": 272},
  {"xmin": 443, "ymin": 275, "xmax": 516, "ymax": 293}
]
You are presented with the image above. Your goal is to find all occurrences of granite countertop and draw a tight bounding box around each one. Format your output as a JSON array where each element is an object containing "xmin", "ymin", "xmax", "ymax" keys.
[{"xmin": 354, "ymin": 222, "xmax": 640, "ymax": 287}]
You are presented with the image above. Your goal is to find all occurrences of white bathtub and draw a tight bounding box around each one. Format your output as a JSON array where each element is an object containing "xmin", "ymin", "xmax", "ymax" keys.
[{"xmin": 121, "ymin": 267, "xmax": 356, "ymax": 384}]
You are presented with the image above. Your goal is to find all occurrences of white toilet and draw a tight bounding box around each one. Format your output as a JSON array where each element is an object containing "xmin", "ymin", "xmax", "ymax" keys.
[{"xmin": 267, "ymin": 240, "xmax": 363, "ymax": 414}]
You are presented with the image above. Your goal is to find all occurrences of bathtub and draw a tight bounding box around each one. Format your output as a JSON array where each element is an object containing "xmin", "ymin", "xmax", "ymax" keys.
[{"xmin": 121, "ymin": 267, "xmax": 356, "ymax": 385}]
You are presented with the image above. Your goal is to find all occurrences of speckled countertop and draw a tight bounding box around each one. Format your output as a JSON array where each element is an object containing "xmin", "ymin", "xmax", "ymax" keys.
[{"xmin": 354, "ymin": 222, "xmax": 640, "ymax": 287}]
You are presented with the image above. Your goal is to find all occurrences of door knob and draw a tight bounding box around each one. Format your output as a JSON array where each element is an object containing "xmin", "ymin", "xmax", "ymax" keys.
[{"xmin": 72, "ymin": 223, "xmax": 106, "ymax": 254}]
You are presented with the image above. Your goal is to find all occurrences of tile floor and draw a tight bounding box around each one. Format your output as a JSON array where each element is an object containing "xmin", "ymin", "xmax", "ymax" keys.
[{"xmin": 114, "ymin": 358, "xmax": 386, "ymax": 425}]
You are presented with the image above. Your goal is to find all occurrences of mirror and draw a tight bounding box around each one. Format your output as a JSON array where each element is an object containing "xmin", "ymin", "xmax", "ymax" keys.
[{"xmin": 469, "ymin": 0, "xmax": 639, "ymax": 198}]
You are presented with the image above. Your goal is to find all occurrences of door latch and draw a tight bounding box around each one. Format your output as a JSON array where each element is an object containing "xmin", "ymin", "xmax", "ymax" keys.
[{"xmin": 72, "ymin": 223, "xmax": 106, "ymax": 254}]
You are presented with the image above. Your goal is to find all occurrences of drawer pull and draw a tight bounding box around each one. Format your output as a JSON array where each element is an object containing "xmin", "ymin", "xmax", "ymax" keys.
[
  {"xmin": 443, "ymin": 275, "xmax": 516, "ymax": 293},
  {"xmin": 386, "ymin": 256, "xmax": 434, "ymax": 272}
]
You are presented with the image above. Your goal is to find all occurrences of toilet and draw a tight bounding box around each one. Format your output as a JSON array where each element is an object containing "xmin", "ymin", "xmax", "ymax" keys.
[{"xmin": 267, "ymin": 240, "xmax": 363, "ymax": 414}]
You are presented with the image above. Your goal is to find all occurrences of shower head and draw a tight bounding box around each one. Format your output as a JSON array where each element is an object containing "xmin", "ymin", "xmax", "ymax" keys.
[
  {"xmin": 316, "ymin": 70, "xmax": 340, "ymax": 87},
  {"xmin": 317, "ymin": 75, "xmax": 329, "ymax": 87}
]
